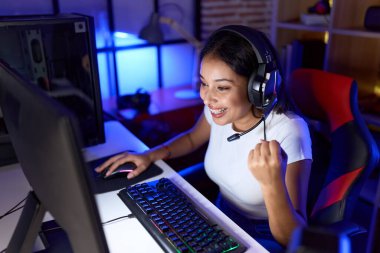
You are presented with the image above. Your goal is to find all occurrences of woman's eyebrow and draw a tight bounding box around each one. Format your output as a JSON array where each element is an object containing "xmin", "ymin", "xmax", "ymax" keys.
[
  {"xmin": 200, "ymin": 75, "xmax": 235, "ymax": 84},
  {"xmin": 214, "ymin": 78, "xmax": 234, "ymax": 83}
]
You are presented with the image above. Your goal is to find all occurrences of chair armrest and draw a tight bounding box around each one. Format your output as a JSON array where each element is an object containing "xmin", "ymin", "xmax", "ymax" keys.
[
  {"xmin": 322, "ymin": 221, "xmax": 368, "ymax": 252},
  {"xmin": 325, "ymin": 221, "xmax": 367, "ymax": 237}
]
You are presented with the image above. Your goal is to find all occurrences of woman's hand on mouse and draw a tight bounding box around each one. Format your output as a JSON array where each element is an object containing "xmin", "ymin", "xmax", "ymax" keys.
[{"xmin": 95, "ymin": 151, "xmax": 153, "ymax": 179}]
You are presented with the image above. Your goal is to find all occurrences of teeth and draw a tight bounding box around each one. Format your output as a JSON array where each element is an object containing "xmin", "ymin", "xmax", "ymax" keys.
[{"xmin": 209, "ymin": 108, "xmax": 226, "ymax": 114}]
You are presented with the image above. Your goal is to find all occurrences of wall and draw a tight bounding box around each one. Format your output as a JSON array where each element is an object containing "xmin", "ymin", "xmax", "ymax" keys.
[
  {"xmin": 0, "ymin": 0, "xmax": 274, "ymax": 99},
  {"xmin": 200, "ymin": 0, "xmax": 273, "ymax": 40}
]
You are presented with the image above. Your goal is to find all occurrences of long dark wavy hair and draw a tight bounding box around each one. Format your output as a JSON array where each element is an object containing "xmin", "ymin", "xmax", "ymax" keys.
[{"xmin": 199, "ymin": 27, "xmax": 292, "ymax": 114}]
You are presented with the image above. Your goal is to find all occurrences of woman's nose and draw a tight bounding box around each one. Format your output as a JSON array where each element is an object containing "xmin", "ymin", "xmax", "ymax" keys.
[{"xmin": 201, "ymin": 87, "xmax": 215, "ymax": 105}]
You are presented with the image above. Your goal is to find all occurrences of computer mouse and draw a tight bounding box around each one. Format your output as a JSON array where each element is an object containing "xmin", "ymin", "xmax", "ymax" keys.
[{"xmin": 100, "ymin": 162, "xmax": 137, "ymax": 179}]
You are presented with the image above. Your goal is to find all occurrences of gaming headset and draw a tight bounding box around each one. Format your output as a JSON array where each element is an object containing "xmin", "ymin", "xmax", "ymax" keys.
[
  {"xmin": 212, "ymin": 25, "xmax": 282, "ymax": 117},
  {"xmin": 210, "ymin": 25, "xmax": 282, "ymax": 141}
]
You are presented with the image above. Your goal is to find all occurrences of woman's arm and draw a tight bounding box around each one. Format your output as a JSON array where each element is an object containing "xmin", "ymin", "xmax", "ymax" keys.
[
  {"xmin": 96, "ymin": 112, "xmax": 210, "ymax": 179},
  {"xmin": 248, "ymin": 140, "xmax": 311, "ymax": 246},
  {"xmin": 146, "ymin": 112, "xmax": 210, "ymax": 162}
]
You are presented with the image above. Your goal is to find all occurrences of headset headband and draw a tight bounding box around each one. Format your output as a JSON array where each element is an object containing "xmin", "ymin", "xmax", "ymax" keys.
[{"xmin": 214, "ymin": 25, "xmax": 276, "ymax": 70}]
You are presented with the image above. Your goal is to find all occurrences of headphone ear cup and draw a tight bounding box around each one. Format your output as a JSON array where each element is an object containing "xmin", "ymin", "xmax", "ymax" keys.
[
  {"xmin": 116, "ymin": 89, "xmax": 151, "ymax": 111},
  {"xmin": 264, "ymin": 70, "xmax": 281, "ymax": 103},
  {"xmin": 248, "ymin": 64, "xmax": 267, "ymax": 108},
  {"xmin": 262, "ymin": 70, "xmax": 281, "ymax": 114},
  {"xmin": 248, "ymin": 69, "xmax": 282, "ymax": 112},
  {"xmin": 248, "ymin": 75, "xmax": 262, "ymax": 108}
]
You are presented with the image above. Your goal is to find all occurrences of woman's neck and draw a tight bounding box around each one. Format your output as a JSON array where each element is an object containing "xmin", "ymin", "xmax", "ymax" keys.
[{"xmin": 232, "ymin": 108, "xmax": 263, "ymax": 132}]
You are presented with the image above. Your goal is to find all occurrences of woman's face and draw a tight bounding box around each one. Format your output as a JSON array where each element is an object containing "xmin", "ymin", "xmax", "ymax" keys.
[{"xmin": 199, "ymin": 55, "xmax": 255, "ymax": 131}]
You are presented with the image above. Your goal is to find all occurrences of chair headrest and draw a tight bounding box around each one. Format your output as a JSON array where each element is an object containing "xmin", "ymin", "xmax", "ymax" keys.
[{"xmin": 288, "ymin": 68, "xmax": 355, "ymax": 132}]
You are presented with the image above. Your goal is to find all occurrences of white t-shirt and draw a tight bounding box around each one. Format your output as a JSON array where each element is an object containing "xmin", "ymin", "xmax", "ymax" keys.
[{"xmin": 203, "ymin": 106, "xmax": 312, "ymax": 219}]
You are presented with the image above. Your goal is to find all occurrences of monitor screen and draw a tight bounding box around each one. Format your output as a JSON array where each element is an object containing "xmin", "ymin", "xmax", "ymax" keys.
[
  {"xmin": 0, "ymin": 14, "xmax": 105, "ymax": 148},
  {"xmin": 0, "ymin": 61, "xmax": 109, "ymax": 252}
]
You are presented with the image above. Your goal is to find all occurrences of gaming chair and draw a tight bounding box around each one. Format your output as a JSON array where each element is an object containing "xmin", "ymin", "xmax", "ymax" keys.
[{"xmin": 287, "ymin": 68, "xmax": 379, "ymax": 250}]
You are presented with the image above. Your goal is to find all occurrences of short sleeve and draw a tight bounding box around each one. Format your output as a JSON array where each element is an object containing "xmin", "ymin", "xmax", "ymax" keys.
[{"xmin": 279, "ymin": 117, "xmax": 313, "ymax": 164}]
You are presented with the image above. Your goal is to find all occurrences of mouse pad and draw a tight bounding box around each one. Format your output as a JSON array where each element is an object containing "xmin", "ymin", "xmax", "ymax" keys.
[{"xmin": 87, "ymin": 152, "xmax": 163, "ymax": 194}]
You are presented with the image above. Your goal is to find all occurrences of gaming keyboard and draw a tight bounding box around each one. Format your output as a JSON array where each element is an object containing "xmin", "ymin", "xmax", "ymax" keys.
[{"xmin": 118, "ymin": 177, "xmax": 247, "ymax": 253}]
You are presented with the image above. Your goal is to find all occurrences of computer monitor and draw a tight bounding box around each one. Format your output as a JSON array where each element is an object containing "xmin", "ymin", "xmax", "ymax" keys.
[
  {"xmin": 0, "ymin": 14, "xmax": 105, "ymax": 150},
  {"xmin": 0, "ymin": 61, "xmax": 109, "ymax": 252}
]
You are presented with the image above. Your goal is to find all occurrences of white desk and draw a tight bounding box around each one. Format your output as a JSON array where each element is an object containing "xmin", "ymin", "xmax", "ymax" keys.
[{"xmin": 0, "ymin": 121, "xmax": 267, "ymax": 253}]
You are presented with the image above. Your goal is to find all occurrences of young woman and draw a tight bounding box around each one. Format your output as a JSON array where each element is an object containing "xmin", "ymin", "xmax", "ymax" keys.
[{"xmin": 96, "ymin": 25, "xmax": 312, "ymax": 252}]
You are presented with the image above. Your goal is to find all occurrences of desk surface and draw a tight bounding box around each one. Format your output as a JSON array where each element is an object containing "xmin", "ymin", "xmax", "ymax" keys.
[{"xmin": 0, "ymin": 121, "xmax": 267, "ymax": 253}]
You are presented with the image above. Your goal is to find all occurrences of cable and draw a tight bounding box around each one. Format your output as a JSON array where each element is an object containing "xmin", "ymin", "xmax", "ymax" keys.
[
  {"xmin": 263, "ymin": 118, "xmax": 267, "ymax": 141},
  {"xmin": 39, "ymin": 214, "xmax": 136, "ymax": 235},
  {"xmin": 0, "ymin": 195, "xmax": 27, "ymax": 220},
  {"xmin": 40, "ymin": 225, "xmax": 62, "ymax": 233},
  {"xmin": 227, "ymin": 117, "xmax": 264, "ymax": 142},
  {"xmin": 0, "ymin": 248, "xmax": 6, "ymax": 253},
  {"xmin": 102, "ymin": 213, "xmax": 135, "ymax": 225}
]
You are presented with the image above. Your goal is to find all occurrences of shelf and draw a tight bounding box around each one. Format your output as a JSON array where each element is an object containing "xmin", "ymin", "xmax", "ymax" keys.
[
  {"xmin": 277, "ymin": 21, "xmax": 329, "ymax": 32},
  {"xmin": 271, "ymin": 0, "xmax": 380, "ymax": 127},
  {"xmin": 331, "ymin": 28, "xmax": 380, "ymax": 39},
  {"xmin": 277, "ymin": 22, "xmax": 380, "ymax": 39}
]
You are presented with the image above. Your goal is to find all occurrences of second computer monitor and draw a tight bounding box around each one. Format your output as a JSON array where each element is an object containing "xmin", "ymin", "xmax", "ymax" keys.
[{"xmin": 0, "ymin": 60, "xmax": 108, "ymax": 252}]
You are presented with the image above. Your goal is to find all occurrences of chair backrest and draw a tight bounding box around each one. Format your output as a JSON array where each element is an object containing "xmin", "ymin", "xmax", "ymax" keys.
[{"xmin": 288, "ymin": 68, "xmax": 379, "ymax": 225}]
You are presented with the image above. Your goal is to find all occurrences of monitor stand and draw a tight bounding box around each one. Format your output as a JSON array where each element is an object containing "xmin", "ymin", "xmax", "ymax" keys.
[{"xmin": 7, "ymin": 191, "xmax": 46, "ymax": 253}]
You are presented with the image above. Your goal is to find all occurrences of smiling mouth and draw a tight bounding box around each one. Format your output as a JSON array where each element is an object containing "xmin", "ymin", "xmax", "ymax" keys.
[{"xmin": 209, "ymin": 107, "xmax": 227, "ymax": 115}]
